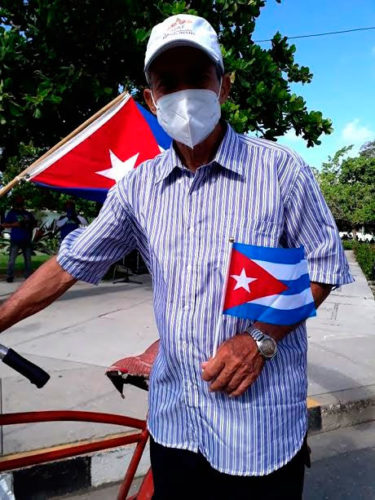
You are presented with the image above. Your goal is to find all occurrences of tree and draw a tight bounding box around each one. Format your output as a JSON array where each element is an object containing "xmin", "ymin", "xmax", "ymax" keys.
[
  {"xmin": 318, "ymin": 146, "xmax": 375, "ymax": 231},
  {"xmin": 0, "ymin": 0, "xmax": 332, "ymax": 180},
  {"xmin": 359, "ymin": 140, "xmax": 375, "ymax": 159}
]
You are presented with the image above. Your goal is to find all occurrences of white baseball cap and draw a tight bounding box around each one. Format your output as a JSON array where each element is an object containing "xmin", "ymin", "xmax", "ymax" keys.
[{"xmin": 144, "ymin": 14, "xmax": 224, "ymax": 74}]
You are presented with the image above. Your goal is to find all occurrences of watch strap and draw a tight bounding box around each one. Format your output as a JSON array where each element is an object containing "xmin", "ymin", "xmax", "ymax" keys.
[
  {"xmin": 245, "ymin": 325, "xmax": 277, "ymax": 360},
  {"xmin": 245, "ymin": 325, "xmax": 265, "ymax": 342}
]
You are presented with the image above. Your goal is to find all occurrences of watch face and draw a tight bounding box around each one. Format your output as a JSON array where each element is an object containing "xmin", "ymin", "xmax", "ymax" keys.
[{"xmin": 260, "ymin": 339, "xmax": 276, "ymax": 358}]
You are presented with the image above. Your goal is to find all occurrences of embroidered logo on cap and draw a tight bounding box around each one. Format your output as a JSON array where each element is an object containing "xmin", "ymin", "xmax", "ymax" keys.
[{"xmin": 163, "ymin": 17, "xmax": 194, "ymax": 39}]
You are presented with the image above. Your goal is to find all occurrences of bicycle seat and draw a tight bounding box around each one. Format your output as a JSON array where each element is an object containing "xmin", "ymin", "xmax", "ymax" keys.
[{"xmin": 106, "ymin": 340, "xmax": 159, "ymax": 396}]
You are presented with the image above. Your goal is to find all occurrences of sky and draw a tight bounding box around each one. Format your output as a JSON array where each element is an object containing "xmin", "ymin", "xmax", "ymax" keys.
[{"xmin": 252, "ymin": 0, "xmax": 375, "ymax": 168}]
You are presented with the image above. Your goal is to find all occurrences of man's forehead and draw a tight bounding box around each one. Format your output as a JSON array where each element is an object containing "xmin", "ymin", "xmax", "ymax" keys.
[{"xmin": 149, "ymin": 46, "xmax": 215, "ymax": 74}]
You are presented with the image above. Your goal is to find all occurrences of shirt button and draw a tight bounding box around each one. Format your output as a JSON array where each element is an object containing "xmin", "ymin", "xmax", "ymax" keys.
[
  {"xmin": 182, "ymin": 341, "xmax": 188, "ymax": 349},
  {"xmin": 186, "ymin": 264, "xmax": 192, "ymax": 271}
]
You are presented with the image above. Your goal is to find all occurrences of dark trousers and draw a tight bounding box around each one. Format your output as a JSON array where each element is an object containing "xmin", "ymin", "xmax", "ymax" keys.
[
  {"xmin": 150, "ymin": 436, "xmax": 309, "ymax": 500},
  {"xmin": 7, "ymin": 242, "xmax": 32, "ymax": 279}
]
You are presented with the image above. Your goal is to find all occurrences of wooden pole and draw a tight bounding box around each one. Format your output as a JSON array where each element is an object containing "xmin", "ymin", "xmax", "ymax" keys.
[
  {"xmin": 212, "ymin": 236, "xmax": 235, "ymax": 357},
  {"xmin": 0, "ymin": 91, "xmax": 128, "ymax": 198}
]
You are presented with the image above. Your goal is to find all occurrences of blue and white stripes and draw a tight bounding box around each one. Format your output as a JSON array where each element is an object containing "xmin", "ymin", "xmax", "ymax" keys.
[
  {"xmin": 58, "ymin": 124, "xmax": 353, "ymax": 476},
  {"xmin": 223, "ymin": 243, "xmax": 317, "ymax": 325}
]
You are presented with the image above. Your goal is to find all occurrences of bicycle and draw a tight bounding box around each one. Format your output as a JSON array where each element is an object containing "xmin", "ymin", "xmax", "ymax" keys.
[{"xmin": 0, "ymin": 341, "xmax": 158, "ymax": 499}]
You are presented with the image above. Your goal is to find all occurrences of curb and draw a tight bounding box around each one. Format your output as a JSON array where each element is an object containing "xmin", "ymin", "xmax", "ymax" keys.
[
  {"xmin": 307, "ymin": 385, "xmax": 375, "ymax": 433},
  {"xmin": 2, "ymin": 390, "xmax": 375, "ymax": 499}
]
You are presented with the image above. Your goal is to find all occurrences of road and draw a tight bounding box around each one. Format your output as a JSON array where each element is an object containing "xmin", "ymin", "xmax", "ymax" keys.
[{"xmin": 304, "ymin": 422, "xmax": 375, "ymax": 500}]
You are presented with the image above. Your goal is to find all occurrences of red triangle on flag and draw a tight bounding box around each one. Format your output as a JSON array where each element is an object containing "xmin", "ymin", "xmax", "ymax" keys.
[
  {"xmin": 32, "ymin": 96, "xmax": 161, "ymax": 190},
  {"xmin": 224, "ymin": 249, "xmax": 288, "ymax": 310}
]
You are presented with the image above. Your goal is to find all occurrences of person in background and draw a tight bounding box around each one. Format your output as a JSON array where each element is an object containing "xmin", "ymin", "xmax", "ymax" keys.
[
  {"xmin": 56, "ymin": 200, "xmax": 88, "ymax": 242},
  {"xmin": 1, "ymin": 195, "xmax": 36, "ymax": 283}
]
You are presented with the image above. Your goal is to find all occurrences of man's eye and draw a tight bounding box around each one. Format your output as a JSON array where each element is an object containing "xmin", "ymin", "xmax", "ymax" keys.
[
  {"xmin": 158, "ymin": 79, "xmax": 176, "ymax": 91},
  {"xmin": 189, "ymin": 74, "xmax": 209, "ymax": 87}
]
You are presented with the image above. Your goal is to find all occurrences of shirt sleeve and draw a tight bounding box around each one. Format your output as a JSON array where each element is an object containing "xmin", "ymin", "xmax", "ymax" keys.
[
  {"xmin": 283, "ymin": 161, "xmax": 354, "ymax": 286},
  {"xmin": 57, "ymin": 184, "xmax": 136, "ymax": 284},
  {"xmin": 56, "ymin": 216, "xmax": 68, "ymax": 228}
]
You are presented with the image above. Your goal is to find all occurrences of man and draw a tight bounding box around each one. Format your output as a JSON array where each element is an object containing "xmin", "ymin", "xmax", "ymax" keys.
[
  {"xmin": 55, "ymin": 200, "xmax": 88, "ymax": 242},
  {"xmin": 0, "ymin": 14, "xmax": 353, "ymax": 499},
  {"xmin": 1, "ymin": 195, "xmax": 36, "ymax": 282}
]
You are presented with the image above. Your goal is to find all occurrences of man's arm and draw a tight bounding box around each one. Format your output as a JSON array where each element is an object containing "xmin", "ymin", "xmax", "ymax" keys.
[
  {"xmin": 1, "ymin": 222, "xmax": 20, "ymax": 228},
  {"xmin": 201, "ymin": 281, "xmax": 331, "ymax": 397},
  {"xmin": 0, "ymin": 257, "xmax": 77, "ymax": 334},
  {"xmin": 253, "ymin": 281, "xmax": 331, "ymax": 342}
]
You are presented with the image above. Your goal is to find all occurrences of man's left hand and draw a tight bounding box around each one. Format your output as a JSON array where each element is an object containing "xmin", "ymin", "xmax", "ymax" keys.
[{"xmin": 201, "ymin": 333, "xmax": 265, "ymax": 398}]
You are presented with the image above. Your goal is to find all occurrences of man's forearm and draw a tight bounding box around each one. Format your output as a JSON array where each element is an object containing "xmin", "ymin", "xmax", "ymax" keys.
[
  {"xmin": 1, "ymin": 223, "xmax": 19, "ymax": 228},
  {"xmin": 0, "ymin": 256, "xmax": 77, "ymax": 333},
  {"xmin": 253, "ymin": 281, "xmax": 332, "ymax": 342}
]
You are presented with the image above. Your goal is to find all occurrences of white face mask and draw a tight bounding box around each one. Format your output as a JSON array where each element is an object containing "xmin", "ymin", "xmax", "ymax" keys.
[{"xmin": 152, "ymin": 85, "xmax": 222, "ymax": 148}]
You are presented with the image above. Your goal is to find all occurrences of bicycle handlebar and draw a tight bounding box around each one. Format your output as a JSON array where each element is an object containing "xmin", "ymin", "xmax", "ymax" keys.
[{"xmin": 0, "ymin": 344, "xmax": 50, "ymax": 388}]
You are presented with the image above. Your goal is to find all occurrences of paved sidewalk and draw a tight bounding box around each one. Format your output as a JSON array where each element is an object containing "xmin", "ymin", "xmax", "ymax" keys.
[
  {"xmin": 306, "ymin": 250, "xmax": 375, "ymax": 431},
  {"xmin": 0, "ymin": 250, "xmax": 374, "ymax": 494}
]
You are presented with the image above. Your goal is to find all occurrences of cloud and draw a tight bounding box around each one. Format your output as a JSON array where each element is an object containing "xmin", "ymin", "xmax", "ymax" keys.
[
  {"xmin": 341, "ymin": 119, "xmax": 374, "ymax": 145},
  {"xmin": 281, "ymin": 129, "xmax": 303, "ymax": 143}
]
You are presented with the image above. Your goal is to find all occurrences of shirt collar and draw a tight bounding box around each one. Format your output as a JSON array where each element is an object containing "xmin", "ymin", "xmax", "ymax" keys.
[{"xmin": 154, "ymin": 123, "xmax": 244, "ymax": 184}]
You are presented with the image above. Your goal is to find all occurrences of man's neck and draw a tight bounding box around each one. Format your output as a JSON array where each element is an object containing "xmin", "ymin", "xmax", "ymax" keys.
[{"xmin": 174, "ymin": 121, "xmax": 226, "ymax": 173}]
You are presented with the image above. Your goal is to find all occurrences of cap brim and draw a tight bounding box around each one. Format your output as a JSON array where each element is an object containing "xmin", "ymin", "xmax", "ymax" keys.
[{"xmin": 145, "ymin": 39, "xmax": 222, "ymax": 73}]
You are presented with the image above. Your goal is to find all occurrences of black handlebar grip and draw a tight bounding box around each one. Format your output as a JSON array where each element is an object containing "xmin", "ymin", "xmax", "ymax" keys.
[{"xmin": 2, "ymin": 349, "xmax": 50, "ymax": 388}]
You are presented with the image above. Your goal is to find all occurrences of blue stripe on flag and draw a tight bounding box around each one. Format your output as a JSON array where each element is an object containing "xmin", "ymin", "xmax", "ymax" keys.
[
  {"xmin": 280, "ymin": 274, "xmax": 311, "ymax": 295},
  {"xmin": 136, "ymin": 103, "xmax": 172, "ymax": 150},
  {"xmin": 224, "ymin": 301, "xmax": 316, "ymax": 325},
  {"xmin": 233, "ymin": 242, "xmax": 305, "ymax": 265},
  {"xmin": 35, "ymin": 182, "xmax": 108, "ymax": 203}
]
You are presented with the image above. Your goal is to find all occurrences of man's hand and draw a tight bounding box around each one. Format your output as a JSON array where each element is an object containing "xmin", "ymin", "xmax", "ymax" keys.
[{"xmin": 201, "ymin": 333, "xmax": 264, "ymax": 398}]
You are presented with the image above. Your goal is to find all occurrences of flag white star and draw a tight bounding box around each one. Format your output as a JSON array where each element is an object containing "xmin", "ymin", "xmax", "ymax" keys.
[
  {"xmin": 230, "ymin": 268, "xmax": 257, "ymax": 293},
  {"xmin": 96, "ymin": 150, "xmax": 139, "ymax": 182}
]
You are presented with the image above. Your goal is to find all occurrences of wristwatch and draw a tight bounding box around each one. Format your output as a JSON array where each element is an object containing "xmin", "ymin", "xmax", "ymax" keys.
[{"xmin": 245, "ymin": 326, "xmax": 277, "ymax": 360}]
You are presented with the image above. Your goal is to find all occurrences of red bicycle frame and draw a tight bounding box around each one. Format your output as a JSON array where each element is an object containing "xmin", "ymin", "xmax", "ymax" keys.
[{"xmin": 0, "ymin": 410, "xmax": 153, "ymax": 500}]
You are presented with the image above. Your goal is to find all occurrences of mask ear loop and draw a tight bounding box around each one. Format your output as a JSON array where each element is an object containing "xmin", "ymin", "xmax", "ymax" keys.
[
  {"xmin": 150, "ymin": 91, "xmax": 158, "ymax": 111},
  {"xmin": 217, "ymin": 77, "xmax": 223, "ymax": 102}
]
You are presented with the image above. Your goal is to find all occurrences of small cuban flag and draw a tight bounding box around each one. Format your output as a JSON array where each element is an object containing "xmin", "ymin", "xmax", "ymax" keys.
[{"xmin": 223, "ymin": 242, "xmax": 316, "ymax": 326}]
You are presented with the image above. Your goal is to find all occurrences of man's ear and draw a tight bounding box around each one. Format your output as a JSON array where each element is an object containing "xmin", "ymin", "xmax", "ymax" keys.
[
  {"xmin": 219, "ymin": 73, "xmax": 231, "ymax": 105},
  {"xmin": 144, "ymin": 88, "xmax": 157, "ymax": 115}
]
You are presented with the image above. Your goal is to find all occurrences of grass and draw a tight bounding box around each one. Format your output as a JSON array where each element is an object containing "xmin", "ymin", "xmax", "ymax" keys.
[
  {"xmin": 0, "ymin": 252, "xmax": 50, "ymax": 276},
  {"xmin": 342, "ymin": 240, "xmax": 355, "ymax": 250}
]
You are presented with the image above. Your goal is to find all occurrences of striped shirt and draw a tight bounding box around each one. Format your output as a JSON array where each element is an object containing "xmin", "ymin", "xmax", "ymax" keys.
[{"xmin": 58, "ymin": 124, "xmax": 353, "ymax": 476}]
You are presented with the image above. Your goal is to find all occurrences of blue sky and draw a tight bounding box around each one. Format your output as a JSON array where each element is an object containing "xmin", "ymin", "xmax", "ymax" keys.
[{"xmin": 252, "ymin": 0, "xmax": 375, "ymax": 168}]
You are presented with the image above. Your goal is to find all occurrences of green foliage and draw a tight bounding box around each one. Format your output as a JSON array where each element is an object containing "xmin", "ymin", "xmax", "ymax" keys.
[
  {"xmin": 0, "ymin": 143, "xmax": 100, "ymax": 218},
  {"xmin": 317, "ymin": 146, "xmax": 375, "ymax": 230},
  {"xmin": 359, "ymin": 140, "xmax": 375, "ymax": 159},
  {"xmin": 342, "ymin": 239, "xmax": 355, "ymax": 250},
  {"xmin": 352, "ymin": 242, "xmax": 375, "ymax": 280},
  {"xmin": 0, "ymin": 0, "xmax": 332, "ymax": 183}
]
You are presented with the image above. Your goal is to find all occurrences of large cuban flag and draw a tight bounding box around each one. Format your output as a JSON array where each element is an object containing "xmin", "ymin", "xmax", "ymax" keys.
[
  {"xmin": 223, "ymin": 243, "xmax": 316, "ymax": 325},
  {"xmin": 27, "ymin": 93, "xmax": 171, "ymax": 202}
]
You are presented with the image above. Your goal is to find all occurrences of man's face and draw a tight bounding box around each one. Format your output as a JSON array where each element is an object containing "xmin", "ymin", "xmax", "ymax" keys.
[
  {"xmin": 144, "ymin": 46, "xmax": 230, "ymax": 113},
  {"xmin": 14, "ymin": 196, "xmax": 24, "ymax": 209}
]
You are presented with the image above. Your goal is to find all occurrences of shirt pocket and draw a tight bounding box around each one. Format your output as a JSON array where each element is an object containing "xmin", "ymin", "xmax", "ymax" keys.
[{"xmin": 230, "ymin": 218, "xmax": 282, "ymax": 248}]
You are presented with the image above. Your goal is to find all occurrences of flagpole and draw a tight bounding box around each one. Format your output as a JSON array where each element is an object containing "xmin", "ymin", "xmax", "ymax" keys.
[
  {"xmin": 212, "ymin": 236, "xmax": 234, "ymax": 357},
  {"xmin": 0, "ymin": 91, "xmax": 128, "ymax": 198}
]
